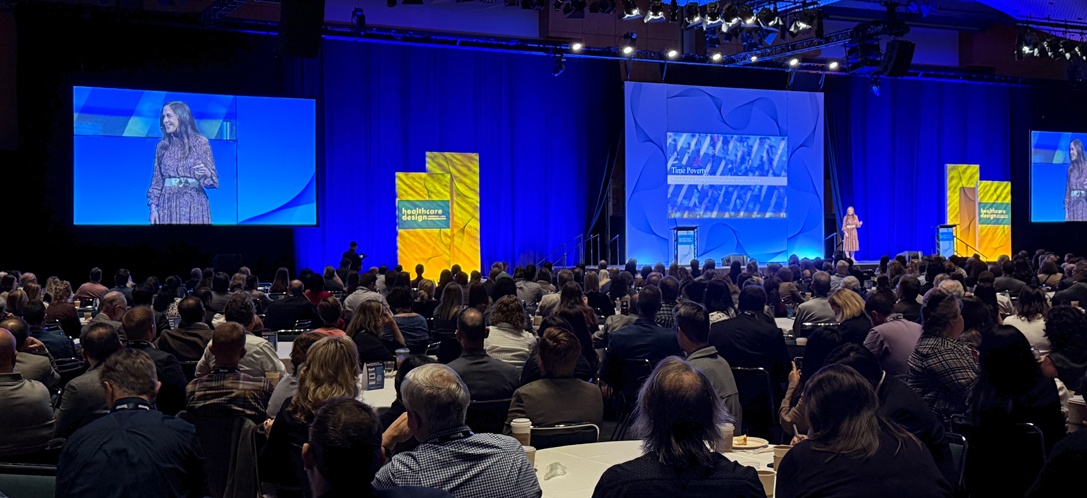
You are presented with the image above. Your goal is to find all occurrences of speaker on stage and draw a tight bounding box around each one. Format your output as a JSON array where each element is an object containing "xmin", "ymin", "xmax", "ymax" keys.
[
  {"xmin": 877, "ymin": 40, "xmax": 915, "ymax": 78},
  {"xmin": 896, "ymin": 250, "xmax": 924, "ymax": 261},
  {"xmin": 278, "ymin": 0, "xmax": 326, "ymax": 58}
]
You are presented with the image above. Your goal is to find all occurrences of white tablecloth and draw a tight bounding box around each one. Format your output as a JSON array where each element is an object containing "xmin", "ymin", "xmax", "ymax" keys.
[
  {"xmin": 775, "ymin": 317, "xmax": 794, "ymax": 332},
  {"xmin": 535, "ymin": 440, "xmax": 774, "ymax": 498},
  {"xmin": 278, "ymin": 339, "xmax": 398, "ymax": 412}
]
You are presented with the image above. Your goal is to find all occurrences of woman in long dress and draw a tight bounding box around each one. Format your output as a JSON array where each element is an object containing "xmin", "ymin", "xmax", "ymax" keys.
[
  {"xmin": 842, "ymin": 206, "xmax": 862, "ymax": 260},
  {"xmin": 147, "ymin": 101, "xmax": 218, "ymax": 225},
  {"xmin": 1065, "ymin": 139, "xmax": 1087, "ymax": 222}
]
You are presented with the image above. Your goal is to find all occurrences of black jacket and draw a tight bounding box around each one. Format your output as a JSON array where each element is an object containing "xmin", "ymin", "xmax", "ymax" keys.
[
  {"xmin": 709, "ymin": 311, "xmax": 791, "ymax": 391},
  {"xmin": 125, "ymin": 341, "xmax": 188, "ymax": 416},
  {"xmin": 264, "ymin": 296, "xmax": 319, "ymax": 331}
]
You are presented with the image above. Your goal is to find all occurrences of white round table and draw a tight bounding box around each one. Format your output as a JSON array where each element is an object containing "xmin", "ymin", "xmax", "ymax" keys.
[
  {"xmin": 535, "ymin": 440, "xmax": 775, "ymax": 498},
  {"xmin": 279, "ymin": 339, "xmax": 399, "ymax": 414}
]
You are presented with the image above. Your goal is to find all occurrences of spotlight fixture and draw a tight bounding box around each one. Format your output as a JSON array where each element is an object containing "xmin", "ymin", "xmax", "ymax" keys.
[
  {"xmin": 722, "ymin": 3, "xmax": 742, "ymax": 32},
  {"xmin": 570, "ymin": 41, "xmax": 584, "ymax": 51},
  {"xmin": 564, "ymin": 0, "xmax": 587, "ymax": 18},
  {"xmin": 619, "ymin": 32, "xmax": 638, "ymax": 55},
  {"xmin": 351, "ymin": 7, "xmax": 365, "ymax": 31},
  {"xmin": 553, "ymin": 0, "xmax": 564, "ymax": 10},
  {"xmin": 667, "ymin": 49, "xmax": 679, "ymax": 59},
  {"xmin": 737, "ymin": 4, "xmax": 754, "ymax": 26},
  {"xmin": 669, "ymin": 0, "xmax": 680, "ymax": 22},
  {"xmin": 704, "ymin": 1, "xmax": 722, "ymax": 28},
  {"xmin": 1043, "ymin": 37, "xmax": 1057, "ymax": 58},
  {"xmin": 788, "ymin": 10, "xmax": 818, "ymax": 38},
  {"xmin": 589, "ymin": 0, "xmax": 615, "ymax": 13},
  {"xmin": 756, "ymin": 8, "xmax": 780, "ymax": 45},
  {"xmin": 645, "ymin": 0, "xmax": 665, "ymax": 22},
  {"xmin": 789, "ymin": 57, "xmax": 799, "ymax": 66},
  {"xmin": 621, "ymin": 0, "xmax": 642, "ymax": 20},
  {"xmin": 1058, "ymin": 40, "xmax": 1074, "ymax": 60},
  {"xmin": 750, "ymin": 55, "xmax": 758, "ymax": 62},
  {"xmin": 828, "ymin": 60, "xmax": 839, "ymax": 70},
  {"xmin": 711, "ymin": 52, "xmax": 723, "ymax": 61},
  {"xmin": 683, "ymin": 2, "xmax": 702, "ymax": 29}
]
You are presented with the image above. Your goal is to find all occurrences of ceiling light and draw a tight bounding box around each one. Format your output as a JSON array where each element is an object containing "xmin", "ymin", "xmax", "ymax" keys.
[
  {"xmin": 620, "ymin": 31, "xmax": 638, "ymax": 55},
  {"xmin": 722, "ymin": 3, "xmax": 741, "ymax": 32},
  {"xmin": 750, "ymin": 55, "xmax": 758, "ymax": 62},
  {"xmin": 621, "ymin": 0, "xmax": 642, "ymax": 20},
  {"xmin": 622, "ymin": 46, "xmax": 634, "ymax": 54},
  {"xmin": 564, "ymin": 0, "xmax": 587, "ymax": 18},
  {"xmin": 737, "ymin": 4, "xmax": 754, "ymax": 25},
  {"xmin": 645, "ymin": 0, "xmax": 665, "ymax": 22},
  {"xmin": 683, "ymin": 2, "xmax": 702, "ymax": 29},
  {"xmin": 789, "ymin": 58, "xmax": 799, "ymax": 66},
  {"xmin": 828, "ymin": 60, "xmax": 839, "ymax": 70},
  {"xmin": 789, "ymin": 10, "xmax": 818, "ymax": 38},
  {"xmin": 712, "ymin": 52, "xmax": 723, "ymax": 61},
  {"xmin": 571, "ymin": 42, "xmax": 583, "ymax": 51},
  {"xmin": 667, "ymin": 49, "xmax": 679, "ymax": 58},
  {"xmin": 704, "ymin": 1, "xmax": 722, "ymax": 28}
]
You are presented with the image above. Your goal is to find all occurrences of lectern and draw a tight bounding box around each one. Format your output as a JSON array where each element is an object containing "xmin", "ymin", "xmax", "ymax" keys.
[{"xmin": 670, "ymin": 226, "xmax": 699, "ymax": 266}]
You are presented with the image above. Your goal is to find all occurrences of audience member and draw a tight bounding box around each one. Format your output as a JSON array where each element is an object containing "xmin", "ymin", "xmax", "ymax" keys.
[
  {"xmin": 347, "ymin": 300, "xmax": 405, "ymax": 364},
  {"xmin": 265, "ymin": 280, "xmax": 320, "ymax": 331},
  {"xmin": 1039, "ymin": 306, "xmax": 1087, "ymax": 388},
  {"xmin": 537, "ymin": 270, "xmax": 574, "ymax": 318},
  {"xmin": 82, "ymin": 291, "xmax": 127, "ymax": 339},
  {"xmin": 908, "ymin": 291, "xmax": 979, "ymax": 429},
  {"xmin": 792, "ymin": 272, "xmax": 834, "ymax": 335},
  {"xmin": 1003, "ymin": 286, "xmax": 1050, "ymax": 349},
  {"xmin": 655, "ymin": 276, "xmax": 680, "ymax": 329},
  {"xmin": 305, "ymin": 273, "xmax": 333, "ymax": 307},
  {"xmin": 311, "ymin": 296, "xmax": 347, "ymax": 338},
  {"xmin": 776, "ymin": 364, "xmax": 951, "ymax": 498},
  {"xmin": 962, "ymin": 325, "xmax": 1065, "ymax": 497},
  {"xmin": 504, "ymin": 327, "xmax": 603, "ymax": 432},
  {"xmin": 109, "ymin": 268, "xmax": 135, "ymax": 306},
  {"xmin": 156, "ymin": 296, "xmax": 214, "ymax": 362},
  {"xmin": 602, "ymin": 285, "xmax": 682, "ymax": 381},
  {"xmin": 829, "ymin": 288, "xmax": 871, "ymax": 344},
  {"xmin": 863, "ymin": 293, "xmax": 922, "ymax": 381},
  {"xmin": 45, "ymin": 280, "xmax": 81, "ymax": 338},
  {"xmin": 829, "ymin": 260, "xmax": 850, "ymax": 292},
  {"xmin": 515, "ymin": 265, "xmax": 544, "ymax": 308},
  {"xmin": 53, "ymin": 323, "xmax": 121, "ymax": 438},
  {"xmin": 26, "ymin": 300, "xmax": 76, "ymax": 359},
  {"xmin": 675, "ymin": 301, "xmax": 742, "ymax": 429},
  {"xmin": 1025, "ymin": 429, "xmax": 1087, "ymax": 497},
  {"xmin": 894, "ymin": 276, "xmax": 923, "ymax": 322},
  {"xmin": 268, "ymin": 332, "xmax": 324, "ymax": 419},
  {"xmin": 375, "ymin": 364, "xmax": 541, "ymax": 498},
  {"xmin": 264, "ymin": 336, "xmax": 362, "ymax": 492},
  {"xmin": 302, "ymin": 397, "xmax": 453, "ymax": 498},
  {"xmin": 209, "ymin": 271, "xmax": 232, "ymax": 312},
  {"xmin": 73, "ymin": 267, "xmax": 109, "ymax": 301},
  {"xmin": 994, "ymin": 261, "xmax": 1028, "ymax": 294},
  {"xmin": 193, "ymin": 287, "xmax": 217, "ymax": 325},
  {"xmin": 0, "ymin": 327, "xmax": 54, "ymax": 456},
  {"xmin": 185, "ymin": 322, "xmax": 274, "ymax": 423},
  {"xmin": 780, "ymin": 326, "xmax": 845, "ymax": 435},
  {"xmin": 448, "ymin": 308, "xmax": 519, "ymax": 402},
  {"xmin": 379, "ymin": 355, "xmax": 436, "ymax": 456},
  {"xmin": 323, "ymin": 266, "xmax": 345, "ymax": 293},
  {"xmin": 122, "ymin": 306, "xmax": 187, "ymax": 415},
  {"xmin": 484, "ymin": 295, "xmax": 537, "ymax": 371},
  {"xmin": 56, "ymin": 349, "xmax": 206, "ymax": 497},
  {"xmin": 388, "ymin": 286, "xmax": 429, "ymax": 352},
  {"xmin": 1051, "ymin": 261, "xmax": 1087, "ymax": 306},
  {"xmin": 704, "ymin": 279, "xmax": 737, "ymax": 324},
  {"xmin": 592, "ymin": 357, "xmax": 762, "ymax": 498},
  {"xmin": 196, "ymin": 293, "xmax": 286, "ymax": 379},
  {"xmin": 709, "ymin": 286, "xmax": 790, "ymax": 397},
  {"xmin": 5, "ymin": 317, "xmax": 61, "ymax": 390}
]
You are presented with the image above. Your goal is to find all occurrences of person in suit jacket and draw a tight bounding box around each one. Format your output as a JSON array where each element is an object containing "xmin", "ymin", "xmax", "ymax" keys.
[
  {"xmin": 122, "ymin": 307, "xmax": 187, "ymax": 416},
  {"xmin": 81, "ymin": 291, "xmax": 127, "ymax": 340},
  {"xmin": 3, "ymin": 318, "xmax": 61, "ymax": 390},
  {"xmin": 994, "ymin": 261, "xmax": 1028, "ymax": 295},
  {"xmin": 264, "ymin": 280, "xmax": 319, "ymax": 331},
  {"xmin": 504, "ymin": 327, "xmax": 603, "ymax": 433},
  {"xmin": 53, "ymin": 322, "xmax": 122, "ymax": 438},
  {"xmin": 0, "ymin": 327, "xmax": 55, "ymax": 457},
  {"xmin": 602, "ymin": 285, "xmax": 683, "ymax": 381},
  {"xmin": 155, "ymin": 297, "xmax": 214, "ymax": 362},
  {"xmin": 1052, "ymin": 261, "xmax": 1087, "ymax": 306},
  {"xmin": 708, "ymin": 286, "xmax": 790, "ymax": 398}
]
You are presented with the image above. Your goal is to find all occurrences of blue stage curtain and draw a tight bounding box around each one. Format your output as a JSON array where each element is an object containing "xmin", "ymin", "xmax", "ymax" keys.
[
  {"xmin": 293, "ymin": 41, "xmax": 617, "ymax": 272},
  {"xmin": 826, "ymin": 76, "xmax": 1012, "ymax": 260}
]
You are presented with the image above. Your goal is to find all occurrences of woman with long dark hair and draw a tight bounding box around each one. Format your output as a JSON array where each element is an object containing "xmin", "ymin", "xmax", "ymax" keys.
[
  {"xmin": 1004, "ymin": 286, "xmax": 1050, "ymax": 350},
  {"xmin": 1040, "ymin": 306, "xmax": 1087, "ymax": 387},
  {"xmin": 147, "ymin": 101, "xmax": 218, "ymax": 224},
  {"xmin": 962, "ymin": 325, "xmax": 1065, "ymax": 497},
  {"xmin": 269, "ymin": 267, "xmax": 290, "ymax": 294},
  {"xmin": 729, "ymin": 260, "xmax": 743, "ymax": 285},
  {"xmin": 1037, "ymin": 259, "xmax": 1063, "ymax": 288},
  {"xmin": 779, "ymin": 326, "xmax": 845, "ymax": 436},
  {"xmin": 467, "ymin": 281, "xmax": 490, "ymax": 314},
  {"xmin": 704, "ymin": 279, "xmax": 736, "ymax": 324},
  {"xmin": 1066, "ymin": 139, "xmax": 1087, "ymax": 221},
  {"xmin": 777, "ymin": 365, "xmax": 951, "ymax": 498}
]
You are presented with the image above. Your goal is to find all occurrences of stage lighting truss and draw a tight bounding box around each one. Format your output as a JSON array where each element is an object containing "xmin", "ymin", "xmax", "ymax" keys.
[
  {"xmin": 620, "ymin": 0, "xmax": 642, "ymax": 20},
  {"xmin": 564, "ymin": 0, "xmax": 587, "ymax": 18},
  {"xmin": 645, "ymin": 0, "xmax": 666, "ymax": 23},
  {"xmin": 589, "ymin": 0, "xmax": 615, "ymax": 14}
]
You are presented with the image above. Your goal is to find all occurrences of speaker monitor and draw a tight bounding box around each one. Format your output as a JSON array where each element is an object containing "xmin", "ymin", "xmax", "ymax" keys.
[
  {"xmin": 877, "ymin": 40, "xmax": 915, "ymax": 78},
  {"xmin": 279, "ymin": 0, "xmax": 326, "ymax": 58}
]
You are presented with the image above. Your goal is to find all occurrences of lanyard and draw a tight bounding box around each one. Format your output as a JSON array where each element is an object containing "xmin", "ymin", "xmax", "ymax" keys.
[{"xmin": 425, "ymin": 429, "xmax": 474, "ymax": 445}]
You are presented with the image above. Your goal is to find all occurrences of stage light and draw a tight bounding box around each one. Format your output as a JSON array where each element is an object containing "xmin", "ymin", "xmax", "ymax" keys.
[
  {"xmin": 789, "ymin": 10, "xmax": 818, "ymax": 38},
  {"xmin": 620, "ymin": 32, "xmax": 638, "ymax": 55},
  {"xmin": 1043, "ymin": 37, "xmax": 1057, "ymax": 58},
  {"xmin": 645, "ymin": 0, "xmax": 665, "ymax": 23},
  {"xmin": 737, "ymin": 4, "xmax": 755, "ymax": 26},
  {"xmin": 1058, "ymin": 40, "xmax": 1074, "ymax": 60},
  {"xmin": 571, "ymin": 41, "xmax": 583, "ymax": 51},
  {"xmin": 589, "ymin": 0, "xmax": 615, "ymax": 13},
  {"xmin": 906, "ymin": 1, "xmax": 934, "ymax": 18},
  {"xmin": 351, "ymin": 7, "xmax": 366, "ymax": 32},
  {"xmin": 750, "ymin": 55, "xmax": 758, "ymax": 62},
  {"xmin": 553, "ymin": 0, "xmax": 564, "ymax": 10},
  {"xmin": 621, "ymin": 0, "xmax": 642, "ymax": 20},
  {"xmin": 722, "ymin": 3, "xmax": 742, "ymax": 32},
  {"xmin": 789, "ymin": 58, "xmax": 799, "ymax": 66},
  {"xmin": 552, "ymin": 55, "xmax": 566, "ymax": 76},
  {"xmin": 828, "ymin": 60, "xmax": 839, "ymax": 70},
  {"xmin": 704, "ymin": 1, "xmax": 722, "ymax": 28},
  {"xmin": 669, "ymin": 0, "xmax": 680, "ymax": 22},
  {"xmin": 564, "ymin": 0, "xmax": 587, "ymax": 18},
  {"xmin": 683, "ymin": 2, "xmax": 702, "ymax": 29},
  {"xmin": 667, "ymin": 49, "xmax": 679, "ymax": 59}
]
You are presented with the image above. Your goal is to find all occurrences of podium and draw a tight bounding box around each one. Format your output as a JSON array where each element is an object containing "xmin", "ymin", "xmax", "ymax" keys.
[
  {"xmin": 937, "ymin": 224, "xmax": 956, "ymax": 258},
  {"xmin": 670, "ymin": 226, "xmax": 698, "ymax": 266}
]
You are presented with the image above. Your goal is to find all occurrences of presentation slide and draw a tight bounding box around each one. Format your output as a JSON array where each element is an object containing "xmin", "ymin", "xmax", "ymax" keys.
[
  {"xmin": 1031, "ymin": 130, "xmax": 1087, "ymax": 223},
  {"xmin": 666, "ymin": 133, "xmax": 787, "ymax": 219},
  {"xmin": 625, "ymin": 83, "xmax": 823, "ymax": 263},
  {"xmin": 73, "ymin": 86, "xmax": 317, "ymax": 226}
]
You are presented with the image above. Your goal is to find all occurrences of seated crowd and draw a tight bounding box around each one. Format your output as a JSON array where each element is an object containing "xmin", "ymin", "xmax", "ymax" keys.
[{"xmin": 0, "ymin": 247, "xmax": 1085, "ymax": 497}]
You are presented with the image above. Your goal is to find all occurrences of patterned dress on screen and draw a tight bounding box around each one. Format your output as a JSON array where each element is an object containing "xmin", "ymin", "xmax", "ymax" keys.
[
  {"xmin": 842, "ymin": 213, "xmax": 861, "ymax": 253},
  {"xmin": 1066, "ymin": 161, "xmax": 1087, "ymax": 222},
  {"xmin": 147, "ymin": 135, "xmax": 218, "ymax": 225}
]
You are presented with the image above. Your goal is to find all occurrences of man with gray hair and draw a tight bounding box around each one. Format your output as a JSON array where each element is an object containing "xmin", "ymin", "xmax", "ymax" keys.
[
  {"xmin": 938, "ymin": 279, "xmax": 965, "ymax": 299},
  {"xmin": 81, "ymin": 291, "xmax": 127, "ymax": 340},
  {"xmin": 830, "ymin": 260, "xmax": 851, "ymax": 292},
  {"xmin": 592, "ymin": 357, "xmax": 762, "ymax": 497},
  {"xmin": 375, "ymin": 363, "xmax": 541, "ymax": 498},
  {"xmin": 792, "ymin": 271, "xmax": 835, "ymax": 336}
]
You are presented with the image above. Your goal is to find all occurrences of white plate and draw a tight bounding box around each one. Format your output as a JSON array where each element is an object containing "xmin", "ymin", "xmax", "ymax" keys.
[{"xmin": 733, "ymin": 436, "xmax": 770, "ymax": 450}]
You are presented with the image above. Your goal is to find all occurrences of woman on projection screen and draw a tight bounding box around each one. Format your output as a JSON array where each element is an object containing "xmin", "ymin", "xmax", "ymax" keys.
[
  {"xmin": 146, "ymin": 101, "xmax": 218, "ymax": 225},
  {"xmin": 1065, "ymin": 139, "xmax": 1087, "ymax": 222}
]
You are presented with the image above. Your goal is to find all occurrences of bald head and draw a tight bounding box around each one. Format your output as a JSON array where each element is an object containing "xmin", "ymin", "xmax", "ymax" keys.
[
  {"xmin": 101, "ymin": 291, "xmax": 128, "ymax": 321},
  {"xmin": 0, "ymin": 318, "xmax": 29, "ymax": 351},
  {"xmin": 289, "ymin": 280, "xmax": 305, "ymax": 297},
  {"xmin": 0, "ymin": 328, "xmax": 15, "ymax": 372}
]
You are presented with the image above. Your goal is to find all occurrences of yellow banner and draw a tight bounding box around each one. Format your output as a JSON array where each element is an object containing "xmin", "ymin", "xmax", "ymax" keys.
[
  {"xmin": 396, "ymin": 153, "xmax": 480, "ymax": 281},
  {"xmin": 946, "ymin": 164, "xmax": 979, "ymax": 256},
  {"xmin": 977, "ymin": 181, "xmax": 1011, "ymax": 260}
]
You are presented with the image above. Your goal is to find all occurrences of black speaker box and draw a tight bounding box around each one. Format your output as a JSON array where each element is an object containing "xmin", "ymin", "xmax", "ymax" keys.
[
  {"xmin": 279, "ymin": 0, "xmax": 326, "ymax": 58},
  {"xmin": 877, "ymin": 40, "xmax": 915, "ymax": 78}
]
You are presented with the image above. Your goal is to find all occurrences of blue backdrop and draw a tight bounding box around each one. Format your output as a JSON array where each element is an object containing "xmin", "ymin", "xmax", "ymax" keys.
[
  {"xmin": 624, "ymin": 82, "xmax": 825, "ymax": 264},
  {"xmin": 292, "ymin": 40, "xmax": 617, "ymax": 273},
  {"xmin": 826, "ymin": 76, "xmax": 1012, "ymax": 260}
]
